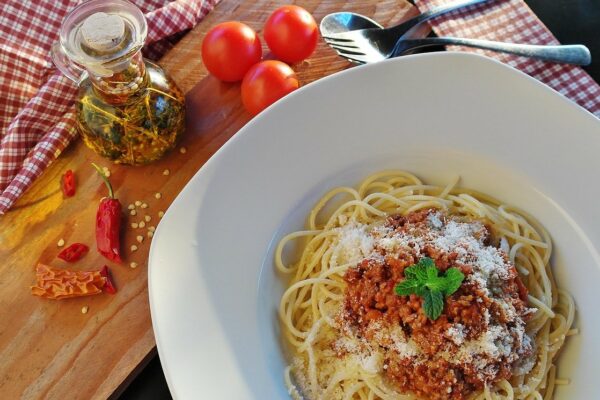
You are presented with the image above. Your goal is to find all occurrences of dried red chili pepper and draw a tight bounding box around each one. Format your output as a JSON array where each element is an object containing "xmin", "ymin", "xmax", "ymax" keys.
[
  {"xmin": 99, "ymin": 265, "xmax": 117, "ymax": 294},
  {"xmin": 61, "ymin": 169, "xmax": 76, "ymax": 197},
  {"xmin": 57, "ymin": 243, "xmax": 89, "ymax": 262},
  {"xmin": 93, "ymin": 163, "xmax": 122, "ymax": 263},
  {"xmin": 31, "ymin": 263, "xmax": 117, "ymax": 299},
  {"xmin": 31, "ymin": 263, "xmax": 106, "ymax": 299}
]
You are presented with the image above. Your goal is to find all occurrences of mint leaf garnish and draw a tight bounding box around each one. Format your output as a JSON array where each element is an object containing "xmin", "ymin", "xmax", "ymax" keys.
[
  {"xmin": 426, "ymin": 264, "xmax": 438, "ymax": 280},
  {"xmin": 423, "ymin": 289, "xmax": 444, "ymax": 320},
  {"xmin": 394, "ymin": 257, "xmax": 465, "ymax": 320},
  {"xmin": 442, "ymin": 268, "xmax": 465, "ymax": 296},
  {"xmin": 405, "ymin": 263, "xmax": 427, "ymax": 282},
  {"xmin": 395, "ymin": 279, "xmax": 421, "ymax": 296},
  {"xmin": 425, "ymin": 277, "xmax": 449, "ymax": 292}
]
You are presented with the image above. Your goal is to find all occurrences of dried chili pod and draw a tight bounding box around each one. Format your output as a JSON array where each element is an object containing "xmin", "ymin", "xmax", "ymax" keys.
[
  {"xmin": 61, "ymin": 169, "xmax": 76, "ymax": 197},
  {"xmin": 92, "ymin": 163, "xmax": 122, "ymax": 263},
  {"xmin": 31, "ymin": 264, "xmax": 117, "ymax": 299},
  {"xmin": 99, "ymin": 265, "xmax": 117, "ymax": 294},
  {"xmin": 31, "ymin": 263, "xmax": 105, "ymax": 299},
  {"xmin": 57, "ymin": 243, "xmax": 89, "ymax": 262}
]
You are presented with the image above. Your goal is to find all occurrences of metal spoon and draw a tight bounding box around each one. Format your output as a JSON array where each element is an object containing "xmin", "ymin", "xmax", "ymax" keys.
[{"xmin": 320, "ymin": 12, "xmax": 591, "ymax": 65}]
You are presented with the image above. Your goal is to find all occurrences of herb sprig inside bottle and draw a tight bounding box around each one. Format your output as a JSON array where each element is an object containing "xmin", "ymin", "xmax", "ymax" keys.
[{"xmin": 395, "ymin": 257, "xmax": 465, "ymax": 320}]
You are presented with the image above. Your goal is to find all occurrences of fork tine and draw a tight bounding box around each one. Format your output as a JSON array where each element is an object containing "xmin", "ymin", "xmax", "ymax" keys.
[
  {"xmin": 332, "ymin": 49, "xmax": 371, "ymax": 64},
  {"xmin": 321, "ymin": 34, "xmax": 355, "ymax": 43},
  {"xmin": 323, "ymin": 40, "xmax": 361, "ymax": 51},
  {"xmin": 333, "ymin": 49, "xmax": 366, "ymax": 65},
  {"xmin": 322, "ymin": 37, "xmax": 343, "ymax": 45},
  {"xmin": 327, "ymin": 44, "xmax": 366, "ymax": 55}
]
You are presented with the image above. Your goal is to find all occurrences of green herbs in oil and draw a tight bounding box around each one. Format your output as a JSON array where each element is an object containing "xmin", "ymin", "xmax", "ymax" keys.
[{"xmin": 76, "ymin": 61, "xmax": 184, "ymax": 165}]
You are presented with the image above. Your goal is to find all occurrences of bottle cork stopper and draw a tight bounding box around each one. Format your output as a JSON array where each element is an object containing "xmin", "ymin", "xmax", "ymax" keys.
[{"xmin": 81, "ymin": 12, "xmax": 125, "ymax": 51}]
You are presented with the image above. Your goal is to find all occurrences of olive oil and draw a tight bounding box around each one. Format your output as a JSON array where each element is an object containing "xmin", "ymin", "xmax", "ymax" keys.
[
  {"xmin": 76, "ymin": 61, "xmax": 184, "ymax": 164},
  {"xmin": 53, "ymin": 0, "xmax": 185, "ymax": 165}
]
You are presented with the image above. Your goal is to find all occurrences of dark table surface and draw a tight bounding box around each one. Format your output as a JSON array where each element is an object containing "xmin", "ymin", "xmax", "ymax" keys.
[{"xmin": 120, "ymin": 0, "xmax": 600, "ymax": 398}]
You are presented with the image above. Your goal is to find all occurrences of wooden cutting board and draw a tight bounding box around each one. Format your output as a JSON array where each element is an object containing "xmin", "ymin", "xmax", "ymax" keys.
[{"xmin": 0, "ymin": 1, "xmax": 419, "ymax": 398}]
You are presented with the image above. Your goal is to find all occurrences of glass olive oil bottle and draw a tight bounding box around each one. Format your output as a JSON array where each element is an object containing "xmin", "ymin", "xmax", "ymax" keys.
[{"xmin": 52, "ymin": 0, "xmax": 184, "ymax": 165}]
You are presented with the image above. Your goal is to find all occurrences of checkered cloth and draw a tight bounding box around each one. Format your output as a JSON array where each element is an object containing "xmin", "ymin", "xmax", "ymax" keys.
[
  {"xmin": 0, "ymin": 0, "xmax": 219, "ymax": 214},
  {"xmin": 413, "ymin": 0, "xmax": 600, "ymax": 116}
]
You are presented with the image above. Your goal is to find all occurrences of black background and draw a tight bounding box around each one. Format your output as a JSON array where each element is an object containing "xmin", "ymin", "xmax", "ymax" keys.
[
  {"xmin": 120, "ymin": 0, "xmax": 599, "ymax": 398},
  {"xmin": 527, "ymin": 0, "xmax": 599, "ymax": 81}
]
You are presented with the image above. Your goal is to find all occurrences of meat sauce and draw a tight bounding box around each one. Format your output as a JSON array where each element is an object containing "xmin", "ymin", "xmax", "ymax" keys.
[{"xmin": 340, "ymin": 210, "xmax": 533, "ymax": 400}]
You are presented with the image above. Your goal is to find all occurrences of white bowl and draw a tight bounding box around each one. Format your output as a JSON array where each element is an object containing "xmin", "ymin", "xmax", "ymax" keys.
[{"xmin": 149, "ymin": 52, "xmax": 600, "ymax": 399}]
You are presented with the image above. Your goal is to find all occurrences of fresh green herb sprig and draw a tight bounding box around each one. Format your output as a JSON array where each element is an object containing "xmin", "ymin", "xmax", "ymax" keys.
[{"xmin": 394, "ymin": 257, "xmax": 465, "ymax": 320}]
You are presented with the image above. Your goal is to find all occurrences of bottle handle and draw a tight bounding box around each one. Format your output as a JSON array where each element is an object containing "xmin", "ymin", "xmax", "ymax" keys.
[{"xmin": 51, "ymin": 42, "xmax": 87, "ymax": 85}]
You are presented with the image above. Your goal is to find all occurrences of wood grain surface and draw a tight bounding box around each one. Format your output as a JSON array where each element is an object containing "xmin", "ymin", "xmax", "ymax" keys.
[{"xmin": 0, "ymin": 1, "xmax": 419, "ymax": 398}]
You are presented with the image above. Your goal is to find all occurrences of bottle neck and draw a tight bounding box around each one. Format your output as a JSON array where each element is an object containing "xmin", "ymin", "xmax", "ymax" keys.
[{"xmin": 89, "ymin": 51, "xmax": 147, "ymax": 105}]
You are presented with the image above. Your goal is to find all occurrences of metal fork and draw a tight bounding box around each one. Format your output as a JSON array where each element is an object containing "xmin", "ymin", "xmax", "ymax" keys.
[
  {"xmin": 321, "ymin": 0, "xmax": 494, "ymax": 59},
  {"xmin": 329, "ymin": 36, "xmax": 592, "ymax": 65}
]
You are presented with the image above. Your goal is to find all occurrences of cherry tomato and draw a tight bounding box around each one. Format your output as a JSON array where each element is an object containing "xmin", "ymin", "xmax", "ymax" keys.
[
  {"xmin": 202, "ymin": 21, "xmax": 262, "ymax": 82},
  {"xmin": 264, "ymin": 5, "xmax": 318, "ymax": 64},
  {"xmin": 241, "ymin": 60, "xmax": 299, "ymax": 116}
]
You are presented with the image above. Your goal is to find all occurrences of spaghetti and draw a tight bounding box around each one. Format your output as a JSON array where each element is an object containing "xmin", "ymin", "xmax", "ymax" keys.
[{"xmin": 276, "ymin": 171, "xmax": 575, "ymax": 400}]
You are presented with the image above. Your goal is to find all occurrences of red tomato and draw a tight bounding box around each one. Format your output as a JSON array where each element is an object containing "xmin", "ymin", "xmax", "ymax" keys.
[
  {"xmin": 241, "ymin": 60, "xmax": 299, "ymax": 116},
  {"xmin": 202, "ymin": 21, "xmax": 262, "ymax": 82},
  {"xmin": 264, "ymin": 5, "xmax": 318, "ymax": 64}
]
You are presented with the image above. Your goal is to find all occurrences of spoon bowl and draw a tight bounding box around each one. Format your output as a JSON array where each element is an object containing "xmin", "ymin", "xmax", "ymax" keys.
[{"xmin": 319, "ymin": 12, "xmax": 382, "ymax": 35}]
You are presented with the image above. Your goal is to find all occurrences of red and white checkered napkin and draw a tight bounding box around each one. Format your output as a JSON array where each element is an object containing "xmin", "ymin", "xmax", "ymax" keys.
[
  {"xmin": 413, "ymin": 0, "xmax": 600, "ymax": 115},
  {"xmin": 0, "ymin": 0, "xmax": 220, "ymax": 215}
]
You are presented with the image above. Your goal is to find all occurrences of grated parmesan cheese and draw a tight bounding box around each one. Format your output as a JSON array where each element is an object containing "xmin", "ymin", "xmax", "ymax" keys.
[
  {"xmin": 428, "ymin": 212, "xmax": 444, "ymax": 229},
  {"xmin": 331, "ymin": 221, "xmax": 375, "ymax": 265},
  {"xmin": 446, "ymin": 324, "xmax": 466, "ymax": 346},
  {"xmin": 359, "ymin": 351, "xmax": 382, "ymax": 374}
]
